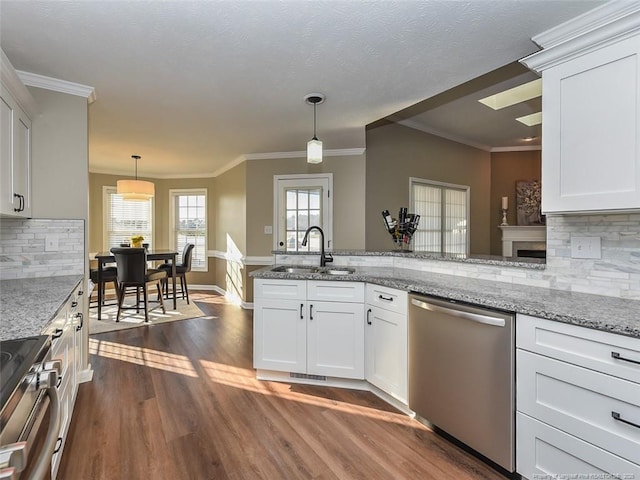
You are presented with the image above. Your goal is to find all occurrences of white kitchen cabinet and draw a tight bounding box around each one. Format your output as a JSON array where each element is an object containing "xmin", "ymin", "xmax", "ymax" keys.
[
  {"xmin": 521, "ymin": 6, "xmax": 640, "ymax": 213},
  {"xmin": 516, "ymin": 314, "xmax": 640, "ymax": 479},
  {"xmin": 365, "ymin": 284, "xmax": 408, "ymax": 404},
  {"xmin": 254, "ymin": 297, "xmax": 307, "ymax": 373},
  {"xmin": 307, "ymin": 301, "xmax": 364, "ymax": 379},
  {"xmin": 0, "ymin": 82, "xmax": 32, "ymax": 217},
  {"xmin": 253, "ymin": 279, "xmax": 365, "ymax": 379}
]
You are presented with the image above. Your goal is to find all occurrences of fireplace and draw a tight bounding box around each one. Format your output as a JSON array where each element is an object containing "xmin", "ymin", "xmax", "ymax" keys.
[{"xmin": 499, "ymin": 226, "xmax": 546, "ymax": 259}]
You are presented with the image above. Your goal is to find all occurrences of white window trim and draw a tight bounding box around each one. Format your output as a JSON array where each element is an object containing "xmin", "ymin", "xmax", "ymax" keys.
[
  {"xmin": 409, "ymin": 176, "xmax": 470, "ymax": 256},
  {"xmin": 102, "ymin": 185, "xmax": 155, "ymax": 251},
  {"xmin": 273, "ymin": 173, "xmax": 333, "ymax": 251},
  {"xmin": 169, "ymin": 188, "xmax": 208, "ymax": 272}
]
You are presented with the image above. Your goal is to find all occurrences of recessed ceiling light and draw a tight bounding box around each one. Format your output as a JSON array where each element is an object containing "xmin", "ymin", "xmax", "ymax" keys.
[
  {"xmin": 522, "ymin": 136, "xmax": 537, "ymax": 142},
  {"xmin": 478, "ymin": 78, "xmax": 542, "ymax": 110},
  {"xmin": 516, "ymin": 112, "xmax": 542, "ymax": 126}
]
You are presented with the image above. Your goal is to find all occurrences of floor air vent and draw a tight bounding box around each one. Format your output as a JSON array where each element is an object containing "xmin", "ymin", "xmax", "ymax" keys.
[{"xmin": 290, "ymin": 372, "xmax": 327, "ymax": 381}]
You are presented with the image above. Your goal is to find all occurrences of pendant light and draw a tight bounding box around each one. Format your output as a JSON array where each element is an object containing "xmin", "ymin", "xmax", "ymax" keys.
[
  {"xmin": 305, "ymin": 93, "xmax": 325, "ymax": 164},
  {"xmin": 117, "ymin": 155, "xmax": 155, "ymax": 201}
]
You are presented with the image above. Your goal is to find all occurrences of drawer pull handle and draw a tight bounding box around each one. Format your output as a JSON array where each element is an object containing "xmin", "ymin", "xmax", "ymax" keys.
[
  {"xmin": 53, "ymin": 437, "xmax": 63, "ymax": 454},
  {"xmin": 71, "ymin": 301, "xmax": 78, "ymax": 308},
  {"xmin": 611, "ymin": 351, "xmax": 640, "ymax": 365},
  {"xmin": 366, "ymin": 308, "xmax": 372, "ymax": 325},
  {"xmin": 378, "ymin": 295, "xmax": 393, "ymax": 302},
  {"xmin": 612, "ymin": 411, "xmax": 640, "ymax": 429},
  {"xmin": 52, "ymin": 329, "xmax": 63, "ymax": 340},
  {"xmin": 300, "ymin": 303, "xmax": 303, "ymax": 320},
  {"xmin": 309, "ymin": 304, "xmax": 313, "ymax": 321}
]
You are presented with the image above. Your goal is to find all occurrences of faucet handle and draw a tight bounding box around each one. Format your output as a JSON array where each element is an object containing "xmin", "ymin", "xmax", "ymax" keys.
[{"xmin": 324, "ymin": 253, "xmax": 333, "ymax": 264}]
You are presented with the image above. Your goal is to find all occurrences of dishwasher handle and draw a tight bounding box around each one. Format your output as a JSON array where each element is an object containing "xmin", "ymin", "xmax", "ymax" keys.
[{"xmin": 411, "ymin": 298, "xmax": 506, "ymax": 327}]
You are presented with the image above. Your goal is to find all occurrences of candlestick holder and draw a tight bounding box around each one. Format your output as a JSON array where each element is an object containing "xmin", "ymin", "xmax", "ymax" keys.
[{"xmin": 501, "ymin": 208, "xmax": 508, "ymax": 226}]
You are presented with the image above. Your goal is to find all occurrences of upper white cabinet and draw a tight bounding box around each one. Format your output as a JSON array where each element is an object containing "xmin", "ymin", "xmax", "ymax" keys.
[
  {"xmin": 522, "ymin": 3, "xmax": 640, "ymax": 213},
  {"xmin": 0, "ymin": 82, "xmax": 32, "ymax": 217}
]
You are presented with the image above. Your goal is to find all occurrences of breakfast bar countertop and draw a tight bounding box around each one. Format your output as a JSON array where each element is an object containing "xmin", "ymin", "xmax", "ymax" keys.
[
  {"xmin": 251, "ymin": 266, "xmax": 640, "ymax": 340},
  {"xmin": 0, "ymin": 275, "xmax": 83, "ymax": 341}
]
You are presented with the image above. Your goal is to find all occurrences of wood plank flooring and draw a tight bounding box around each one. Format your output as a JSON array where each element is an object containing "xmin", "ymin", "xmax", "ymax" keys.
[{"xmin": 59, "ymin": 292, "xmax": 506, "ymax": 480}]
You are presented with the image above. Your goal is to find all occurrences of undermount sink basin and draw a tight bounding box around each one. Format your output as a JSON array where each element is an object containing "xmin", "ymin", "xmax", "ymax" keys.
[
  {"xmin": 271, "ymin": 266, "xmax": 319, "ymax": 274},
  {"xmin": 270, "ymin": 266, "xmax": 355, "ymax": 275},
  {"xmin": 319, "ymin": 268, "xmax": 355, "ymax": 275}
]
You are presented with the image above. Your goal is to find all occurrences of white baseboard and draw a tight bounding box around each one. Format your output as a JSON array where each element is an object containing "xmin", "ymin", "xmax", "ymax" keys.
[
  {"xmin": 190, "ymin": 284, "xmax": 254, "ymax": 309},
  {"xmin": 78, "ymin": 366, "xmax": 94, "ymax": 383}
]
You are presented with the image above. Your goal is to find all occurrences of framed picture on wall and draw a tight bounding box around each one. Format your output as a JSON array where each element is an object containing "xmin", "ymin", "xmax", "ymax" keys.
[{"xmin": 516, "ymin": 180, "xmax": 545, "ymax": 226}]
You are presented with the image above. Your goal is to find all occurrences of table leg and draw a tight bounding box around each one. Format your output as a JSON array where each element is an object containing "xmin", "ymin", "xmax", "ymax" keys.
[
  {"xmin": 172, "ymin": 259, "xmax": 177, "ymax": 310},
  {"xmin": 97, "ymin": 260, "xmax": 103, "ymax": 320}
]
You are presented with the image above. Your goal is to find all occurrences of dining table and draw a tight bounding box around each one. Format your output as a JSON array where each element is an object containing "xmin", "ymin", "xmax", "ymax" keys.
[{"xmin": 94, "ymin": 249, "xmax": 178, "ymax": 321}]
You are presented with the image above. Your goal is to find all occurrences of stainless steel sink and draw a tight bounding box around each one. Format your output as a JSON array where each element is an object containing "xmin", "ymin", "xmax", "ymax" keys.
[
  {"xmin": 318, "ymin": 267, "xmax": 355, "ymax": 275},
  {"xmin": 270, "ymin": 266, "xmax": 355, "ymax": 275},
  {"xmin": 271, "ymin": 266, "xmax": 319, "ymax": 274}
]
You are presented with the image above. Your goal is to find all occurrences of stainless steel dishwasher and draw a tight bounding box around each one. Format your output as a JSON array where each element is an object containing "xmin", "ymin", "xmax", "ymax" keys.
[{"xmin": 408, "ymin": 293, "xmax": 515, "ymax": 473}]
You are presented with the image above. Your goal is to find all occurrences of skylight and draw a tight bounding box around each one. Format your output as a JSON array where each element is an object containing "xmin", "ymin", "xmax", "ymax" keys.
[{"xmin": 478, "ymin": 79, "xmax": 542, "ymax": 110}]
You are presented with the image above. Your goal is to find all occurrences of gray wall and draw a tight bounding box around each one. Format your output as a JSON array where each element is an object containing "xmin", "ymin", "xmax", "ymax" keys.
[{"xmin": 365, "ymin": 121, "xmax": 492, "ymax": 254}]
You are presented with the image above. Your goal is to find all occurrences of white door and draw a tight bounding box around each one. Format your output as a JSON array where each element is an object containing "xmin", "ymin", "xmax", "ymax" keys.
[
  {"xmin": 307, "ymin": 301, "xmax": 364, "ymax": 379},
  {"xmin": 365, "ymin": 306, "xmax": 408, "ymax": 403},
  {"xmin": 253, "ymin": 298, "xmax": 307, "ymax": 373},
  {"xmin": 273, "ymin": 174, "xmax": 332, "ymax": 252}
]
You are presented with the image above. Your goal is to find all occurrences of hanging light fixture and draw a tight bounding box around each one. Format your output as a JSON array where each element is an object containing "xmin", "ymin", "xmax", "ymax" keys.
[
  {"xmin": 117, "ymin": 155, "xmax": 155, "ymax": 201},
  {"xmin": 305, "ymin": 93, "xmax": 325, "ymax": 164}
]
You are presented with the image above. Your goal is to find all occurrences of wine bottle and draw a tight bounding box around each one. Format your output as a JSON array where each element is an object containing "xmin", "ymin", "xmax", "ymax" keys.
[{"xmin": 381, "ymin": 210, "xmax": 396, "ymax": 233}]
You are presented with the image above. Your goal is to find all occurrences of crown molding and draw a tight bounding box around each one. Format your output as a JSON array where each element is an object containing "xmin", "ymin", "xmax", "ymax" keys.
[
  {"xmin": 1, "ymin": 50, "xmax": 37, "ymax": 117},
  {"xmin": 17, "ymin": 70, "xmax": 97, "ymax": 104},
  {"xmin": 91, "ymin": 147, "xmax": 366, "ymax": 179},
  {"xmin": 522, "ymin": 2, "xmax": 640, "ymax": 73},
  {"xmin": 244, "ymin": 148, "xmax": 366, "ymax": 161}
]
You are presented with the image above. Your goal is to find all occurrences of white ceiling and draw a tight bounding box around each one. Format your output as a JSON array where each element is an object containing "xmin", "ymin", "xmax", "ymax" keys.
[{"xmin": 0, "ymin": 0, "xmax": 604, "ymax": 178}]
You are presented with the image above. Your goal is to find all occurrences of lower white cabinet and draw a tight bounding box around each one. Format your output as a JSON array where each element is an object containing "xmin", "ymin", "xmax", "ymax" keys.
[
  {"xmin": 365, "ymin": 284, "xmax": 408, "ymax": 404},
  {"xmin": 253, "ymin": 279, "xmax": 365, "ymax": 379},
  {"xmin": 516, "ymin": 314, "xmax": 640, "ymax": 479},
  {"xmin": 43, "ymin": 281, "xmax": 83, "ymax": 479}
]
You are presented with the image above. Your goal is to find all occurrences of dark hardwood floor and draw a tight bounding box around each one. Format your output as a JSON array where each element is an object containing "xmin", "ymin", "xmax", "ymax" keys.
[{"xmin": 59, "ymin": 291, "xmax": 505, "ymax": 480}]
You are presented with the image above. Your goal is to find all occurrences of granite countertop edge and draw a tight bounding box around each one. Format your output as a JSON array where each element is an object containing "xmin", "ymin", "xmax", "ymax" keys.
[
  {"xmin": 0, "ymin": 275, "xmax": 83, "ymax": 341},
  {"xmin": 251, "ymin": 266, "xmax": 640, "ymax": 340},
  {"xmin": 271, "ymin": 250, "xmax": 546, "ymax": 270}
]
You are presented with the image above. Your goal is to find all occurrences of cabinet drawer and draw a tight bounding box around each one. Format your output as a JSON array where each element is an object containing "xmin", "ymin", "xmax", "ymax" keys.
[
  {"xmin": 365, "ymin": 284, "xmax": 407, "ymax": 315},
  {"xmin": 517, "ymin": 349, "xmax": 640, "ymax": 465},
  {"xmin": 517, "ymin": 413, "xmax": 640, "ymax": 479},
  {"xmin": 517, "ymin": 314, "xmax": 640, "ymax": 384},
  {"xmin": 307, "ymin": 281, "xmax": 364, "ymax": 303},
  {"xmin": 254, "ymin": 279, "xmax": 306, "ymax": 300}
]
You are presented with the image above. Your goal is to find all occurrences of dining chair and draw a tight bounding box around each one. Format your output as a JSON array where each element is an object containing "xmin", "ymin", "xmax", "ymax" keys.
[
  {"xmin": 110, "ymin": 247, "xmax": 168, "ymax": 322},
  {"xmin": 89, "ymin": 266, "xmax": 119, "ymax": 308},
  {"xmin": 159, "ymin": 243, "xmax": 195, "ymax": 304}
]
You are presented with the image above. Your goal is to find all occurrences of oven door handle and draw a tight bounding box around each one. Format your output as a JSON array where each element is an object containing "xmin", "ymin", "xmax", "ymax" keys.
[{"xmin": 30, "ymin": 387, "xmax": 61, "ymax": 480}]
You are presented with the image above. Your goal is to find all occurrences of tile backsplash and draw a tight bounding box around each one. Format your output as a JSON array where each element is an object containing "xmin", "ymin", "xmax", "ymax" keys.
[
  {"xmin": 0, "ymin": 218, "xmax": 84, "ymax": 279},
  {"xmin": 276, "ymin": 213, "xmax": 640, "ymax": 300}
]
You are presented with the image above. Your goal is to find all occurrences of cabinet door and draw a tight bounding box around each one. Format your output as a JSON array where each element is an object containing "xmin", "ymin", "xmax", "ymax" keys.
[
  {"xmin": 253, "ymin": 298, "xmax": 307, "ymax": 373},
  {"xmin": 542, "ymin": 34, "xmax": 640, "ymax": 213},
  {"xmin": 0, "ymin": 84, "xmax": 31, "ymax": 217},
  {"xmin": 365, "ymin": 306, "xmax": 408, "ymax": 403},
  {"xmin": 307, "ymin": 301, "xmax": 364, "ymax": 379}
]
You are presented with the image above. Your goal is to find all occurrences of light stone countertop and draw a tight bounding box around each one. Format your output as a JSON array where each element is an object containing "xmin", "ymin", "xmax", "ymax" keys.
[
  {"xmin": 0, "ymin": 275, "xmax": 83, "ymax": 341},
  {"xmin": 251, "ymin": 266, "xmax": 640, "ymax": 339},
  {"xmin": 272, "ymin": 250, "xmax": 547, "ymax": 270}
]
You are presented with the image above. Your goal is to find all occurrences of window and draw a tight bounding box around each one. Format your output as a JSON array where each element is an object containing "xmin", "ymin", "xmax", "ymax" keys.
[
  {"xmin": 103, "ymin": 186, "xmax": 154, "ymax": 250},
  {"xmin": 410, "ymin": 177, "xmax": 469, "ymax": 255},
  {"xmin": 274, "ymin": 174, "xmax": 332, "ymax": 252},
  {"xmin": 169, "ymin": 189, "xmax": 207, "ymax": 272}
]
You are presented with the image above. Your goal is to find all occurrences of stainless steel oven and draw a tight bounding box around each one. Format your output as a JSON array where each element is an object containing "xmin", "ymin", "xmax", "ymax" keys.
[{"xmin": 0, "ymin": 335, "xmax": 62, "ymax": 479}]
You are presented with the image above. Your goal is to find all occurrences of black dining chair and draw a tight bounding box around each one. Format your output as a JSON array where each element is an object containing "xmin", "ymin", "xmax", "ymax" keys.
[
  {"xmin": 110, "ymin": 247, "xmax": 168, "ymax": 322},
  {"xmin": 89, "ymin": 266, "xmax": 120, "ymax": 308},
  {"xmin": 159, "ymin": 243, "xmax": 195, "ymax": 304}
]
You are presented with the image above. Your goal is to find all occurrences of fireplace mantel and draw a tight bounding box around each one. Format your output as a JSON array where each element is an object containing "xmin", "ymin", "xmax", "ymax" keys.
[{"xmin": 499, "ymin": 225, "xmax": 546, "ymax": 257}]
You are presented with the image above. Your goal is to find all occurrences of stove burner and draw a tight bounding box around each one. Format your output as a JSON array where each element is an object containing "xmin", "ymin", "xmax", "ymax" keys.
[{"xmin": 0, "ymin": 351, "xmax": 11, "ymax": 364}]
